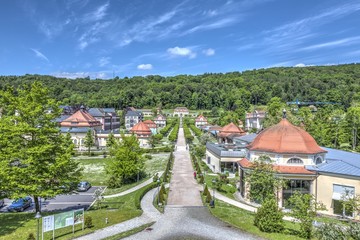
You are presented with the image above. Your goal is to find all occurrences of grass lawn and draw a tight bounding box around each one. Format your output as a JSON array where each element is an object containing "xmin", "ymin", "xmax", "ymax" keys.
[
  {"xmin": 0, "ymin": 185, "xmax": 150, "ymax": 240},
  {"xmin": 208, "ymin": 200, "xmax": 303, "ymax": 240},
  {"xmin": 204, "ymin": 174, "xmax": 237, "ymax": 200},
  {"xmin": 76, "ymin": 157, "xmax": 110, "ymax": 186}
]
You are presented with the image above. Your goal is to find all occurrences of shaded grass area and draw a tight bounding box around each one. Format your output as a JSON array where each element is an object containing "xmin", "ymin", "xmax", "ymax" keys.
[
  {"xmin": 0, "ymin": 184, "xmax": 153, "ymax": 240},
  {"xmin": 208, "ymin": 200, "xmax": 303, "ymax": 240}
]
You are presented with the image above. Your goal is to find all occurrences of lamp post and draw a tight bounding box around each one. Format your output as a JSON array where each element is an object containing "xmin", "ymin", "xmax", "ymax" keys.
[
  {"xmin": 157, "ymin": 179, "xmax": 160, "ymax": 205},
  {"xmin": 35, "ymin": 211, "xmax": 41, "ymax": 240},
  {"xmin": 212, "ymin": 179, "xmax": 216, "ymax": 199}
]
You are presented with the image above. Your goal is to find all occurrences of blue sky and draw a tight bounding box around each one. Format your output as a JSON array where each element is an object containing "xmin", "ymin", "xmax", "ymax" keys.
[{"xmin": 1, "ymin": 0, "xmax": 360, "ymax": 79}]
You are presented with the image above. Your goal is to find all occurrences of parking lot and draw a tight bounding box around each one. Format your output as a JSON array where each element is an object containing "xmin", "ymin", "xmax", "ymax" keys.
[{"xmin": 0, "ymin": 187, "xmax": 103, "ymax": 213}]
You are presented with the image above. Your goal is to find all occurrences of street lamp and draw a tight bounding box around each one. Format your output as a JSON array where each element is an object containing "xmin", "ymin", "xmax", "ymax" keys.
[
  {"xmin": 212, "ymin": 179, "xmax": 216, "ymax": 199},
  {"xmin": 157, "ymin": 179, "xmax": 160, "ymax": 205},
  {"xmin": 35, "ymin": 211, "xmax": 41, "ymax": 240}
]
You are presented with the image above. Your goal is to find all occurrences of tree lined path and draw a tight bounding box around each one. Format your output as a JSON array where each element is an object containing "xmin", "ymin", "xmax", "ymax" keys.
[
  {"xmin": 167, "ymin": 125, "xmax": 203, "ymax": 206},
  {"xmin": 125, "ymin": 122, "xmax": 259, "ymax": 240}
]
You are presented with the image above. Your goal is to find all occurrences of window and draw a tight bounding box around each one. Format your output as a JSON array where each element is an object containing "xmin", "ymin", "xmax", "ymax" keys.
[
  {"xmin": 283, "ymin": 180, "xmax": 311, "ymax": 208},
  {"xmin": 332, "ymin": 184, "xmax": 355, "ymax": 217},
  {"xmin": 287, "ymin": 158, "xmax": 303, "ymax": 164},
  {"xmin": 315, "ymin": 157, "xmax": 323, "ymax": 165}
]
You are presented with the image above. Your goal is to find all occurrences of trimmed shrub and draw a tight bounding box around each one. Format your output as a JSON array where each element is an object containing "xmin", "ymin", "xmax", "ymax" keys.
[
  {"xmin": 199, "ymin": 175, "xmax": 204, "ymax": 184},
  {"xmin": 254, "ymin": 197, "xmax": 284, "ymax": 233},
  {"xmin": 203, "ymin": 185, "xmax": 209, "ymax": 196},
  {"xmin": 135, "ymin": 182, "xmax": 157, "ymax": 209},
  {"xmin": 206, "ymin": 190, "xmax": 212, "ymax": 203},
  {"xmin": 84, "ymin": 216, "xmax": 93, "ymax": 228},
  {"xmin": 348, "ymin": 222, "xmax": 360, "ymax": 240},
  {"xmin": 315, "ymin": 223, "xmax": 347, "ymax": 240}
]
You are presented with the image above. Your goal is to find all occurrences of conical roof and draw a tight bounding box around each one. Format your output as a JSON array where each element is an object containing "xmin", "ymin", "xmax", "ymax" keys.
[
  {"xmin": 130, "ymin": 121, "xmax": 151, "ymax": 135},
  {"xmin": 218, "ymin": 122, "xmax": 245, "ymax": 138},
  {"xmin": 247, "ymin": 118, "xmax": 327, "ymax": 154},
  {"xmin": 143, "ymin": 119, "xmax": 157, "ymax": 128}
]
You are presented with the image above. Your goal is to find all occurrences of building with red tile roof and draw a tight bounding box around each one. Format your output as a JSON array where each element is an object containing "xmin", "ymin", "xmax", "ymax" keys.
[
  {"xmin": 143, "ymin": 119, "xmax": 157, "ymax": 134},
  {"xmin": 218, "ymin": 122, "xmax": 246, "ymax": 143},
  {"xmin": 173, "ymin": 107, "xmax": 189, "ymax": 117},
  {"xmin": 130, "ymin": 121, "xmax": 152, "ymax": 147},
  {"xmin": 154, "ymin": 114, "xmax": 166, "ymax": 128},
  {"xmin": 195, "ymin": 115, "xmax": 208, "ymax": 128}
]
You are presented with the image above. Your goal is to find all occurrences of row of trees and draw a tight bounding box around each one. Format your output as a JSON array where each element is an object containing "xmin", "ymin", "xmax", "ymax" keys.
[{"xmin": 1, "ymin": 63, "xmax": 360, "ymax": 110}]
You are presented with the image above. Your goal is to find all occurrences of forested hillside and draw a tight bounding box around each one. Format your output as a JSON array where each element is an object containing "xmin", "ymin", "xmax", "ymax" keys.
[{"xmin": 1, "ymin": 63, "xmax": 360, "ymax": 110}]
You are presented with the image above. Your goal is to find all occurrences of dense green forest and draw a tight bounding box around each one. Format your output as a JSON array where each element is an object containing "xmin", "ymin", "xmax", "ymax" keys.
[
  {"xmin": 1, "ymin": 63, "xmax": 360, "ymax": 151},
  {"xmin": 1, "ymin": 63, "xmax": 360, "ymax": 110}
]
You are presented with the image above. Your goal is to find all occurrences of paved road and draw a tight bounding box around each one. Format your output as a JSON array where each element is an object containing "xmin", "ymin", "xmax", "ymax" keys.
[
  {"xmin": 167, "ymin": 127, "xmax": 202, "ymax": 206},
  {"xmin": 0, "ymin": 187, "xmax": 101, "ymax": 213}
]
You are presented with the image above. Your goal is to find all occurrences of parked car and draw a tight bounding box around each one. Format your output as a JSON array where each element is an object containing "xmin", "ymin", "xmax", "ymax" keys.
[
  {"xmin": 77, "ymin": 181, "xmax": 91, "ymax": 192},
  {"xmin": 0, "ymin": 199, "xmax": 4, "ymax": 208},
  {"xmin": 7, "ymin": 197, "xmax": 32, "ymax": 212}
]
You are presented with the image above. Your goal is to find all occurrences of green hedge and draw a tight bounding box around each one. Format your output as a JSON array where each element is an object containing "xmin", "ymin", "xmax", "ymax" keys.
[
  {"xmin": 134, "ymin": 182, "xmax": 157, "ymax": 209},
  {"xmin": 163, "ymin": 152, "xmax": 174, "ymax": 182},
  {"xmin": 142, "ymin": 145, "xmax": 174, "ymax": 153},
  {"xmin": 168, "ymin": 121, "xmax": 179, "ymax": 142}
]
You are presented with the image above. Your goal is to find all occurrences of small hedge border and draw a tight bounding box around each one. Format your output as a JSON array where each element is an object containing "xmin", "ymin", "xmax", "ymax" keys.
[{"xmin": 134, "ymin": 182, "xmax": 157, "ymax": 209}]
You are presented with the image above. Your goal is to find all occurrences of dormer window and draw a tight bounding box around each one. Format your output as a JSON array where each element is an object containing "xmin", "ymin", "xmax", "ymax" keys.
[
  {"xmin": 315, "ymin": 156, "xmax": 323, "ymax": 165},
  {"xmin": 287, "ymin": 158, "xmax": 303, "ymax": 165}
]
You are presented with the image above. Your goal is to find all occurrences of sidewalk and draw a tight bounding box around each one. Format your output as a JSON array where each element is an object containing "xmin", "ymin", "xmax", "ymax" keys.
[
  {"xmin": 75, "ymin": 187, "xmax": 161, "ymax": 240},
  {"xmin": 213, "ymin": 190, "xmax": 295, "ymax": 221}
]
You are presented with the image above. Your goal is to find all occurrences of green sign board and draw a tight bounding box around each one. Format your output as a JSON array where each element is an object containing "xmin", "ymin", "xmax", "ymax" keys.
[{"xmin": 54, "ymin": 211, "xmax": 74, "ymax": 230}]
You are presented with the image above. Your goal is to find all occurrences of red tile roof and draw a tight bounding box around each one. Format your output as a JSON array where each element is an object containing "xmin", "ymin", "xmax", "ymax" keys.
[
  {"xmin": 154, "ymin": 114, "xmax": 166, "ymax": 120},
  {"xmin": 143, "ymin": 119, "xmax": 157, "ymax": 128},
  {"xmin": 61, "ymin": 109, "xmax": 101, "ymax": 127},
  {"xmin": 238, "ymin": 158, "xmax": 315, "ymax": 175},
  {"xmin": 218, "ymin": 122, "xmax": 246, "ymax": 138},
  {"xmin": 247, "ymin": 118, "xmax": 326, "ymax": 154},
  {"xmin": 130, "ymin": 121, "xmax": 151, "ymax": 136},
  {"xmin": 195, "ymin": 115, "xmax": 207, "ymax": 122}
]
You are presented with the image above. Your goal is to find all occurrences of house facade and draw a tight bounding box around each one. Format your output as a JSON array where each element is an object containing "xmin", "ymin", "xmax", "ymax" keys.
[
  {"xmin": 173, "ymin": 107, "xmax": 189, "ymax": 117},
  {"xmin": 154, "ymin": 114, "xmax": 166, "ymax": 128},
  {"xmin": 195, "ymin": 115, "xmax": 208, "ymax": 128},
  {"xmin": 125, "ymin": 111, "xmax": 143, "ymax": 130},
  {"xmin": 88, "ymin": 108, "xmax": 120, "ymax": 131},
  {"xmin": 245, "ymin": 110, "xmax": 266, "ymax": 131}
]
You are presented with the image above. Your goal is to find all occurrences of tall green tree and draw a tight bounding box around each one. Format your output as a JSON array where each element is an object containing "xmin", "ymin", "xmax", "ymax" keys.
[
  {"xmin": 246, "ymin": 155, "xmax": 282, "ymax": 203},
  {"xmin": 106, "ymin": 132, "xmax": 116, "ymax": 149},
  {"xmin": 84, "ymin": 129, "xmax": 94, "ymax": 155},
  {"xmin": 0, "ymin": 82, "xmax": 81, "ymax": 212},
  {"xmin": 106, "ymin": 134, "xmax": 145, "ymax": 187}
]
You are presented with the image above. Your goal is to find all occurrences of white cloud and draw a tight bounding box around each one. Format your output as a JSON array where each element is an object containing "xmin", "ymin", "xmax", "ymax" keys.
[
  {"xmin": 183, "ymin": 17, "xmax": 238, "ymax": 35},
  {"xmin": 99, "ymin": 57, "xmax": 111, "ymax": 67},
  {"xmin": 167, "ymin": 46, "xmax": 196, "ymax": 59},
  {"xmin": 203, "ymin": 48, "xmax": 215, "ymax": 56},
  {"xmin": 295, "ymin": 63, "xmax": 306, "ymax": 67},
  {"xmin": 30, "ymin": 48, "xmax": 49, "ymax": 62},
  {"xmin": 82, "ymin": 2, "xmax": 109, "ymax": 23},
  {"xmin": 137, "ymin": 64, "xmax": 153, "ymax": 70},
  {"xmin": 78, "ymin": 21, "xmax": 111, "ymax": 50},
  {"xmin": 300, "ymin": 36, "xmax": 360, "ymax": 51}
]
